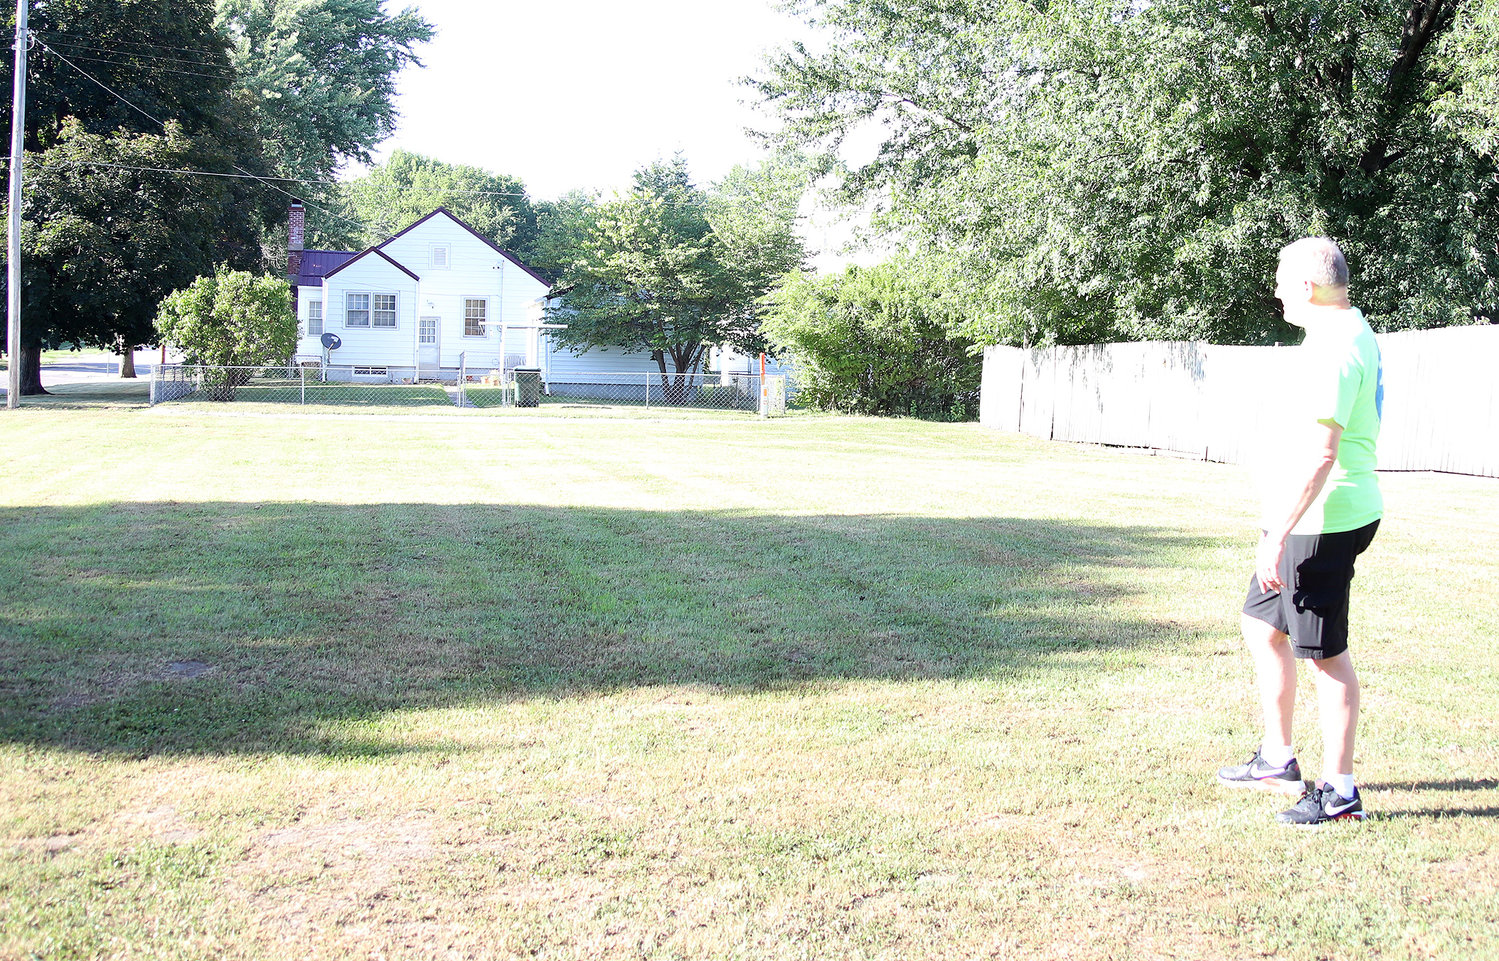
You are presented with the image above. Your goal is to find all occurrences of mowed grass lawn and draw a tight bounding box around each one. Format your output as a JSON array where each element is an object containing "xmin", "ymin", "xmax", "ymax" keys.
[{"xmin": 0, "ymin": 407, "xmax": 1495, "ymax": 961}]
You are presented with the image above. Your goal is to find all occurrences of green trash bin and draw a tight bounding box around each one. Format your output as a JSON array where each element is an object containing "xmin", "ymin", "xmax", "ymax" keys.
[{"xmin": 514, "ymin": 368, "xmax": 542, "ymax": 407}]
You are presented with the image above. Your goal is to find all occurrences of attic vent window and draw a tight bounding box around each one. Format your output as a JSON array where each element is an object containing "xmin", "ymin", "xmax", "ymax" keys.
[{"xmin": 431, "ymin": 245, "xmax": 450, "ymax": 269}]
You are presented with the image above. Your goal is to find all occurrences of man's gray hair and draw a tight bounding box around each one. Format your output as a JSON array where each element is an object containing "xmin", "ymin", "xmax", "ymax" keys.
[{"xmin": 1279, "ymin": 236, "xmax": 1349, "ymax": 288}]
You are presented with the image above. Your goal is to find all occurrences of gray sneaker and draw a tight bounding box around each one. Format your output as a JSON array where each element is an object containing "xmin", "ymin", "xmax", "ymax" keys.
[
  {"xmin": 1277, "ymin": 784, "xmax": 1367, "ymax": 826},
  {"xmin": 1217, "ymin": 749, "xmax": 1305, "ymax": 795}
]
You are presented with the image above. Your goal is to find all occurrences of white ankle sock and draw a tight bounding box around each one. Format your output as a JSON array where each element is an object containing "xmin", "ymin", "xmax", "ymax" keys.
[
  {"xmin": 1260, "ymin": 742, "xmax": 1295, "ymax": 767},
  {"xmin": 1324, "ymin": 772, "xmax": 1356, "ymax": 798}
]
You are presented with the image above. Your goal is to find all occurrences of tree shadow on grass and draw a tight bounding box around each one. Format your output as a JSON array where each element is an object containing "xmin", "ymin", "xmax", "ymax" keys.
[{"xmin": 0, "ymin": 502, "xmax": 1214, "ymax": 757}]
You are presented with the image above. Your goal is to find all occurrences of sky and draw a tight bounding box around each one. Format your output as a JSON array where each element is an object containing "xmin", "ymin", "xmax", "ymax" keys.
[{"xmin": 371, "ymin": 0, "xmax": 807, "ymax": 202}]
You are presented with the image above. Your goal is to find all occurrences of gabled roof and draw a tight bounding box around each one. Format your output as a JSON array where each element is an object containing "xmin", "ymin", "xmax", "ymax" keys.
[
  {"xmin": 294, "ymin": 250, "xmax": 358, "ymax": 288},
  {"xmin": 377, "ymin": 207, "xmax": 552, "ymax": 288},
  {"xmin": 322, "ymin": 245, "xmax": 421, "ymax": 283}
]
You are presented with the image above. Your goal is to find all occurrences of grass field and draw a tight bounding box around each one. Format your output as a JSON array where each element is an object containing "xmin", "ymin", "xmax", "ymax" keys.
[{"xmin": 0, "ymin": 406, "xmax": 1495, "ymax": 960}]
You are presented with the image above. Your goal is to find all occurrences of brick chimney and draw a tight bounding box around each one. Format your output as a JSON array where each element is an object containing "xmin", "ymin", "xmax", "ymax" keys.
[{"xmin": 286, "ymin": 201, "xmax": 305, "ymax": 284}]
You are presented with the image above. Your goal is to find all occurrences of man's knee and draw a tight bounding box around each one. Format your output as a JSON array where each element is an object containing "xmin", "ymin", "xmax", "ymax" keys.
[
  {"xmin": 1241, "ymin": 612, "xmax": 1289, "ymax": 646},
  {"xmin": 1309, "ymin": 650, "xmax": 1358, "ymax": 684}
]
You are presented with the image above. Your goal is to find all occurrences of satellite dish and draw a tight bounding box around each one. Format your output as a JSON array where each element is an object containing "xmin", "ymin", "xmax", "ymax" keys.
[{"xmin": 320, "ymin": 332, "xmax": 342, "ymax": 350}]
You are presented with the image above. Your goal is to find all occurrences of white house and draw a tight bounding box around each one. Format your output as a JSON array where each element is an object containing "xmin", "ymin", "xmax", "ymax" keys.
[
  {"xmin": 286, "ymin": 204, "xmax": 793, "ymax": 392},
  {"xmin": 288, "ymin": 205, "xmax": 559, "ymax": 382}
]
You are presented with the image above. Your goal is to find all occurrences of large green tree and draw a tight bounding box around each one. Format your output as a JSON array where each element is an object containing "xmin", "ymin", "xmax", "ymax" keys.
[
  {"xmin": 2, "ymin": 0, "xmax": 274, "ymax": 393},
  {"xmin": 548, "ymin": 155, "xmax": 807, "ymax": 394},
  {"xmin": 216, "ymin": 0, "xmax": 433, "ymax": 240},
  {"xmin": 527, "ymin": 189, "xmax": 601, "ymax": 285},
  {"xmin": 22, "ymin": 120, "xmax": 274, "ymax": 381},
  {"xmin": 334, "ymin": 150, "xmax": 539, "ymax": 257},
  {"xmin": 752, "ymin": 0, "xmax": 1499, "ymax": 347}
]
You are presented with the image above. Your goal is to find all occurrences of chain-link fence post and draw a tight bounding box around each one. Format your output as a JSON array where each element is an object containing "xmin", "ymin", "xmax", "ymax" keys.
[{"xmin": 300, "ymin": 365, "xmax": 306, "ymax": 405}]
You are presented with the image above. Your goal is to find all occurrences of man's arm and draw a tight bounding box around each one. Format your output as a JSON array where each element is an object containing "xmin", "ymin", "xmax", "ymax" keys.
[{"xmin": 1256, "ymin": 419, "xmax": 1344, "ymax": 594}]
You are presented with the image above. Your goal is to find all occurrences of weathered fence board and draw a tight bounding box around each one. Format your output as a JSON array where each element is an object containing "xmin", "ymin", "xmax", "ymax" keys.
[{"xmin": 981, "ymin": 325, "xmax": 1499, "ymax": 477}]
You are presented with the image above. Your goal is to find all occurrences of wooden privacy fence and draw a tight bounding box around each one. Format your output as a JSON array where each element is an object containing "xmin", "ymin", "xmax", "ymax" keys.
[{"xmin": 979, "ymin": 324, "xmax": 1499, "ymax": 477}]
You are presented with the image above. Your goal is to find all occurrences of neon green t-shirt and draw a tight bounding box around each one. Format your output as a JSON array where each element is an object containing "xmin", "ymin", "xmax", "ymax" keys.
[{"xmin": 1289, "ymin": 307, "xmax": 1384, "ymax": 534}]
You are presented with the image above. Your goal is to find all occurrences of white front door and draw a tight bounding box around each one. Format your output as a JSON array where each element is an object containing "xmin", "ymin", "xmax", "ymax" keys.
[{"xmin": 418, "ymin": 316, "xmax": 440, "ymax": 375}]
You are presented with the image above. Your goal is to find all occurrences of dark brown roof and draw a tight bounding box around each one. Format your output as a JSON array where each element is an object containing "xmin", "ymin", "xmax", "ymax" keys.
[{"xmin": 294, "ymin": 250, "xmax": 358, "ymax": 288}]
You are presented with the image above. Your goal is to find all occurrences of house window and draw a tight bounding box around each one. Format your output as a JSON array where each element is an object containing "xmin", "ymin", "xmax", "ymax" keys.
[
  {"xmin": 307, "ymin": 298, "xmax": 323, "ymax": 336},
  {"xmin": 346, "ymin": 293, "xmax": 370, "ymax": 327},
  {"xmin": 431, "ymin": 245, "xmax": 450, "ymax": 269},
  {"xmin": 346, "ymin": 293, "xmax": 396, "ymax": 329},
  {"xmin": 464, "ymin": 298, "xmax": 487, "ymax": 337},
  {"xmin": 373, "ymin": 294, "xmax": 397, "ymax": 328}
]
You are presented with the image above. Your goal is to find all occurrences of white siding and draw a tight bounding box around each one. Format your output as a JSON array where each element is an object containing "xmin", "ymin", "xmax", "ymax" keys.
[
  {"xmin": 536, "ymin": 340, "xmax": 797, "ymax": 380},
  {"xmin": 322, "ymin": 256, "xmax": 419, "ymax": 370},
  {"xmin": 293, "ymin": 284, "xmax": 326, "ymax": 358},
  {"xmin": 717, "ymin": 345, "xmax": 796, "ymax": 378},
  {"xmin": 379, "ymin": 213, "xmax": 549, "ymax": 370},
  {"xmin": 543, "ymin": 338, "xmax": 664, "ymax": 378}
]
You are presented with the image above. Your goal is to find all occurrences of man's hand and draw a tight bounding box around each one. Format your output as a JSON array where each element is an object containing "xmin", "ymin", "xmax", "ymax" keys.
[
  {"xmin": 1256, "ymin": 532, "xmax": 1286, "ymax": 594},
  {"xmin": 1256, "ymin": 419, "xmax": 1342, "ymax": 595}
]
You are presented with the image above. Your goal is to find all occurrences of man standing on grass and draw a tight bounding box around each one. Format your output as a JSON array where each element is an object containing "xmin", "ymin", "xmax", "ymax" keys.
[{"xmin": 1216, "ymin": 236, "xmax": 1384, "ymax": 826}]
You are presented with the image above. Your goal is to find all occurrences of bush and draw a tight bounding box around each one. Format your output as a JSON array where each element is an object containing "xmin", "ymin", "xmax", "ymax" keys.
[
  {"xmin": 155, "ymin": 267, "xmax": 297, "ymax": 400},
  {"xmin": 762, "ymin": 262, "xmax": 981, "ymax": 420}
]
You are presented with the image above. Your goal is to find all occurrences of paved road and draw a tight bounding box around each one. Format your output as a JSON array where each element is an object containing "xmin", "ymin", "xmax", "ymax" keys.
[
  {"xmin": 0, "ymin": 350, "xmax": 180, "ymax": 400},
  {"xmin": 11, "ymin": 350, "xmax": 176, "ymax": 387}
]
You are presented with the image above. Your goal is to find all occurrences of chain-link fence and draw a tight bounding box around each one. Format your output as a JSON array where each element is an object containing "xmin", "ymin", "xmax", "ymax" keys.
[
  {"xmin": 458, "ymin": 369, "xmax": 776, "ymax": 411},
  {"xmin": 152, "ymin": 363, "xmax": 792, "ymax": 414},
  {"xmin": 151, "ymin": 364, "xmax": 453, "ymax": 407}
]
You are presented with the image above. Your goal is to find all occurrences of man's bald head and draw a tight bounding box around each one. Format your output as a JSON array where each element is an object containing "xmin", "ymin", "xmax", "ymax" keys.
[{"xmin": 1278, "ymin": 237, "xmax": 1348, "ymax": 291}]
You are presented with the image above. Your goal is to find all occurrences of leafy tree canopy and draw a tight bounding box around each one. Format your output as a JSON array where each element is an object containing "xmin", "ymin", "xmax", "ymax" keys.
[
  {"xmin": 23, "ymin": 120, "xmax": 274, "ymax": 356},
  {"xmin": 4, "ymin": 0, "xmax": 236, "ymax": 149},
  {"xmin": 752, "ymin": 0, "xmax": 1499, "ymax": 346},
  {"xmin": 217, "ymin": 0, "xmax": 433, "ymax": 179},
  {"xmin": 548, "ymin": 154, "xmax": 808, "ymax": 375},
  {"xmin": 156, "ymin": 266, "xmax": 297, "ymax": 367},
  {"xmin": 527, "ymin": 189, "xmax": 601, "ymax": 285},
  {"xmin": 329, "ymin": 150, "xmax": 539, "ymax": 258},
  {"xmin": 2, "ymin": 0, "xmax": 276, "ymax": 393},
  {"xmin": 155, "ymin": 266, "xmax": 298, "ymax": 399}
]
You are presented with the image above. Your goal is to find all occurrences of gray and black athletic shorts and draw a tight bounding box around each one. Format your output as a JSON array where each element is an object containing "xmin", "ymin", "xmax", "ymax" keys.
[{"xmin": 1241, "ymin": 520, "xmax": 1379, "ymax": 660}]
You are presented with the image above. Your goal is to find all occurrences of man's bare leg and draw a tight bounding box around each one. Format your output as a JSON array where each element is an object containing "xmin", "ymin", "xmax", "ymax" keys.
[
  {"xmin": 1242, "ymin": 612, "xmax": 1296, "ymax": 750},
  {"xmin": 1309, "ymin": 651, "xmax": 1359, "ymax": 780}
]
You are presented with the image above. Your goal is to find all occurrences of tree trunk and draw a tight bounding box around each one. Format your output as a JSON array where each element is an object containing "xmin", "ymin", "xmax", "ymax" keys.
[
  {"xmin": 119, "ymin": 343, "xmax": 137, "ymax": 379},
  {"xmin": 17, "ymin": 340, "xmax": 49, "ymax": 396}
]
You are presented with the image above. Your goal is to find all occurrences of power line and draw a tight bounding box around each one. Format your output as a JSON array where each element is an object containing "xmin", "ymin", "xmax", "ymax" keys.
[
  {"xmin": 35, "ymin": 36, "xmax": 237, "ymax": 74},
  {"xmin": 23, "ymin": 157, "xmax": 534, "ymax": 199},
  {"xmin": 38, "ymin": 49, "xmax": 237, "ymax": 84},
  {"xmin": 30, "ymin": 27, "xmax": 233, "ymax": 62},
  {"xmin": 19, "ymin": 157, "xmax": 797, "ymax": 213},
  {"xmin": 16, "ymin": 39, "xmax": 802, "ymax": 226},
  {"xmin": 32, "ymin": 36, "xmax": 370, "ymax": 232}
]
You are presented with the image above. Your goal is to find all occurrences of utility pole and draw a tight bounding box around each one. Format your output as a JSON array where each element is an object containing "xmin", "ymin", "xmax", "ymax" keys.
[{"xmin": 6, "ymin": 0, "xmax": 28, "ymax": 409}]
